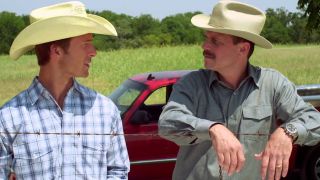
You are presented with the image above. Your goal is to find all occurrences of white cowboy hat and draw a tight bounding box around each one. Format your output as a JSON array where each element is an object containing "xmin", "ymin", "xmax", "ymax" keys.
[
  {"xmin": 10, "ymin": 1, "xmax": 117, "ymax": 60},
  {"xmin": 191, "ymin": 0, "xmax": 272, "ymax": 49}
]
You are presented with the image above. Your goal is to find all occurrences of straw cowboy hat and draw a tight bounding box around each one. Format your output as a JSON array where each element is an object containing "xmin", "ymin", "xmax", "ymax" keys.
[
  {"xmin": 10, "ymin": 1, "xmax": 117, "ymax": 60},
  {"xmin": 191, "ymin": 0, "xmax": 272, "ymax": 49}
]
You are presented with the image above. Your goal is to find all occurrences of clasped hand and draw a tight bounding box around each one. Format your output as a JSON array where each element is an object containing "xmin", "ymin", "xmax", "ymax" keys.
[{"xmin": 209, "ymin": 125, "xmax": 293, "ymax": 180}]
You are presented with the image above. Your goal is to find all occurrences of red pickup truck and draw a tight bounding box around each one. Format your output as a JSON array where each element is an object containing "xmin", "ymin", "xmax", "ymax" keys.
[{"xmin": 109, "ymin": 70, "xmax": 320, "ymax": 180}]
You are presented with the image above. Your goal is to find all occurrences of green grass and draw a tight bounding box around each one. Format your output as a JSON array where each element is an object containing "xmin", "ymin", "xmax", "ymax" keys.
[{"xmin": 0, "ymin": 44, "xmax": 319, "ymax": 106}]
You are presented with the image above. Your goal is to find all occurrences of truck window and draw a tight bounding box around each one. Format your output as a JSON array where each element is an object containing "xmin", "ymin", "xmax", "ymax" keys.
[
  {"xmin": 144, "ymin": 87, "xmax": 166, "ymax": 105},
  {"xmin": 131, "ymin": 87, "xmax": 168, "ymax": 124}
]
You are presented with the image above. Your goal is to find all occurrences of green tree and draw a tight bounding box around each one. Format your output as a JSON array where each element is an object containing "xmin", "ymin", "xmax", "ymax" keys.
[
  {"xmin": 89, "ymin": 10, "xmax": 135, "ymax": 50},
  {"xmin": 143, "ymin": 34, "xmax": 161, "ymax": 46},
  {"xmin": 289, "ymin": 12, "xmax": 309, "ymax": 43},
  {"xmin": 0, "ymin": 12, "xmax": 25, "ymax": 54},
  {"xmin": 132, "ymin": 14, "xmax": 161, "ymax": 37},
  {"xmin": 262, "ymin": 8, "xmax": 291, "ymax": 43},
  {"xmin": 161, "ymin": 12, "xmax": 203, "ymax": 45},
  {"xmin": 298, "ymin": 0, "xmax": 320, "ymax": 30},
  {"xmin": 21, "ymin": 14, "xmax": 29, "ymax": 25}
]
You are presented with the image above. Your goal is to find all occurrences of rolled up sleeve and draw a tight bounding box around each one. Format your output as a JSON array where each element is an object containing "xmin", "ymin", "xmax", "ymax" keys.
[
  {"xmin": 159, "ymin": 101, "xmax": 216, "ymax": 145},
  {"xmin": 159, "ymin": 74, "xmax": 218, "ymax": 146},
  {"xmin": 275, "ymin": 74, "xmax": 320, "ymax": 145}
]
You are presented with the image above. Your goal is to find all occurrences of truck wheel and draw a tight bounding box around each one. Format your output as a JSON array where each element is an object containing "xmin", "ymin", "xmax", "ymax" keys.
[{"xmin": 302, "ymin": 144, "xmax": 320, "ymax": 180}]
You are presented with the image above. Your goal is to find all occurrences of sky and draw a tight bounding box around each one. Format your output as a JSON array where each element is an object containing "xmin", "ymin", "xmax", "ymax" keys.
[{"xmin": 0, "ymin": 0, "xmax": 300, "ymax": 20}]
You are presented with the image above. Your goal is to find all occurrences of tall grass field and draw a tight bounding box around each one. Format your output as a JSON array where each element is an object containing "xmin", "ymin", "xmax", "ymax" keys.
[{"xmin": 0, "ymin": 44, "xmax": 320, "ymax": 106}]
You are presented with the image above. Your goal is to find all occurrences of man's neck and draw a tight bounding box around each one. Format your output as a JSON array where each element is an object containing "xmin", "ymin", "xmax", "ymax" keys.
[
  {"xmin": 216, "ymin": 64, "xmax": 248, "ymax": 90},
  {"xmin": 38, "ymin": 68, "xmax": 73, "ymax": 109}
]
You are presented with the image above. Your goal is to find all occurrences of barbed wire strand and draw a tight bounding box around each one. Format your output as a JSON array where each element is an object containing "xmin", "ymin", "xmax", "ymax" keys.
[{"xmin": 0, "ymin": 131, "xmax": 271, "ymax": 137}]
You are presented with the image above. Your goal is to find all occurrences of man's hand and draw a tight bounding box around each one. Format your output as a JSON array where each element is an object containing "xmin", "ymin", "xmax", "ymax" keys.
[
  {"xmin": 9, "ymin": 173, "xmax": 16, "ymax": 180},
  {"xmin": 209, "ymin": 124, "xmax": 245, "ymax": 176},
  {"xmin": 255, "ymin": 127, "xmax": 293, "ymax": 180}
]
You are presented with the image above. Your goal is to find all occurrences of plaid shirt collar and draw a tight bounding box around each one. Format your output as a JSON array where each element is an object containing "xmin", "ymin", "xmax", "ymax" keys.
[{"xmin": 27, "ymin": 77, "xmax": 85, "ymax": 105}]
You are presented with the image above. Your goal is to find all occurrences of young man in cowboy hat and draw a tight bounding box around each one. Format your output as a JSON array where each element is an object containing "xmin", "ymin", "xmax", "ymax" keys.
[
  {"xmin": 0, "ymin": 1, "xmax": 129, "ymax": 179},
  {"xmin": 159, "ymin": 1, "xmax": 320, "ymax": 180}
]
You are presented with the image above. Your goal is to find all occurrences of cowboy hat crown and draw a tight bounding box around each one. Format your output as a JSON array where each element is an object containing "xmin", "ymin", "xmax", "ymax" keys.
[
  {"xmin": 191, "ymin": 0, "xmax": 272, "ymax": 48},
  {"xmin": 10, "ymin": 1, "xmax": 117, "ymax": 60}
]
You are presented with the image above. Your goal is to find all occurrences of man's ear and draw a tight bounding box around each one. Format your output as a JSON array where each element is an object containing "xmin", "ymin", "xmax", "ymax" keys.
[
  {"xmin": 239, "ymin": 42, "xmax": 250, "ymax": 57},
  {"xmin": 49, "ymin": 44, "xmax": 63, "ymax": 59}
]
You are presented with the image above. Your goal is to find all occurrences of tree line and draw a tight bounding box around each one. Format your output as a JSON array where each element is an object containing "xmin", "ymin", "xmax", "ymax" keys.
[{"xmin": 0, "ymin": 8, "xmax": 319, "ymax": 55}]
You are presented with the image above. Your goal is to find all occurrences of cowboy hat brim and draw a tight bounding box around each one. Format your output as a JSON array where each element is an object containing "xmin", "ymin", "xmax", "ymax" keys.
[
  {"xmin": 10, "ymin": 14, "xmax": 117, "ymax": 60},
  {"xmin": 191, "ymin": 14, "xmax": 272, "ymax": 49}
]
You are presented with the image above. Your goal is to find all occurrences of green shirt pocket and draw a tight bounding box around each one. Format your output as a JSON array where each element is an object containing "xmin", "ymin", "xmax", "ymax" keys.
[
  {"xmin": 241, "ymin": 105, "xmax": 273, "ymax": 156},
  {"xmin": 242, "ymin": 105, "xmax": 273, "ymax": 135}
]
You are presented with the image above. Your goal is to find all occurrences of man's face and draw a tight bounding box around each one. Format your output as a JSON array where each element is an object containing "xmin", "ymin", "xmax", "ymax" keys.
[
  {"xmin": 58, "ymin": 33, "xmax": 96, "ymax": 78},
  {"xmin": 202, "ymin": 31, "xmax": 242, "ymax": 73}
]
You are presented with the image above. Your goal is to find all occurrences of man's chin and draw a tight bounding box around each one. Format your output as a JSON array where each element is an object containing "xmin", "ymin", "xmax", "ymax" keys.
[
  {"xmin": 204, "ymin": 65, "xmax": 219, "ymax": 72},
  {"xmin": 204, "ymin": 59, "xmax": 215, "ymax": 67},
  {"xmin": 204, "ymin": 57, "xmax": 215, "ymax": 63}
]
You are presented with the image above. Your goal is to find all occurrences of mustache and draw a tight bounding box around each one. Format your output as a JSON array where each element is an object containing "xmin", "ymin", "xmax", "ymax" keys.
[{"xmin": 203, "ymin": 50, "xmax": 216, "ymax": 59}]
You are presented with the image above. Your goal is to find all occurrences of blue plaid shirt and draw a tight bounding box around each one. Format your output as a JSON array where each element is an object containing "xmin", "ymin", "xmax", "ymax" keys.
[{"xmin": 0, "ymin": 78, "xmax": 130, "ymax": 179}]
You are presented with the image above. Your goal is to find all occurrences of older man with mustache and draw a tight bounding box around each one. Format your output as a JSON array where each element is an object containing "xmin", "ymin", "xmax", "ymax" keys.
[{"xmin": 159, "ymin": 1, "xmax": 320, "ymax": 180}]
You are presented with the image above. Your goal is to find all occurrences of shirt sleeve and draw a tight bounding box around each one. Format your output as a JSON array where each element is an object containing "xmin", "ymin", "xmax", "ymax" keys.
[
  {"xmin": 274, "ymin": 73, "xmax": 320, "ymax": 145},
  {"xmin": 0, "ymin": 110, "xmax": 13, "ymax": 178},
  {"xmin": 107, "ymin": 105, "xmax": 130, "ymax": 180},
  {"xmin": 159, "ymin": 74, "xmax": 217, "ymax": 146}
]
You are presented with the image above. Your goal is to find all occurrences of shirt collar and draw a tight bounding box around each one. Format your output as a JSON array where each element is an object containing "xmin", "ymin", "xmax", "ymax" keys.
[
  {"xmin": 208, "ymin": 70, "xmax": 219, "ymax": 87},
  {"xmin": 27, "ymin": 77, "xmax": 84, "ymax": 105},
  {"xmin": 248, "ymin": 64, "xmax": 260, "ymax": 87},
  {"xmin": 208, "ymin": 63, "xmax": 260, "ymax": 88},
  {"xmin": 73, "ymin": 79, "xmax": 84, "ymax": 94}
]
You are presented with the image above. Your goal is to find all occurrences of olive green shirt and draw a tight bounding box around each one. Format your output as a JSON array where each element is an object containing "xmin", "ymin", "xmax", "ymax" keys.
[{"xmin": 159, "ymin": 64, "xmax": 320, "ymax": 180}]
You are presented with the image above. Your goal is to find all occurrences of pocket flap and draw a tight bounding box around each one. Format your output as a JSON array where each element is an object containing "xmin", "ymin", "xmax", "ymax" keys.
[
  {"xmin": 243, "ymin": 105, "xmax": 272, "ymax": 120},
  {"xmin": 82, "ymin": 143, "xmax": 106, "ymax": 152}
]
